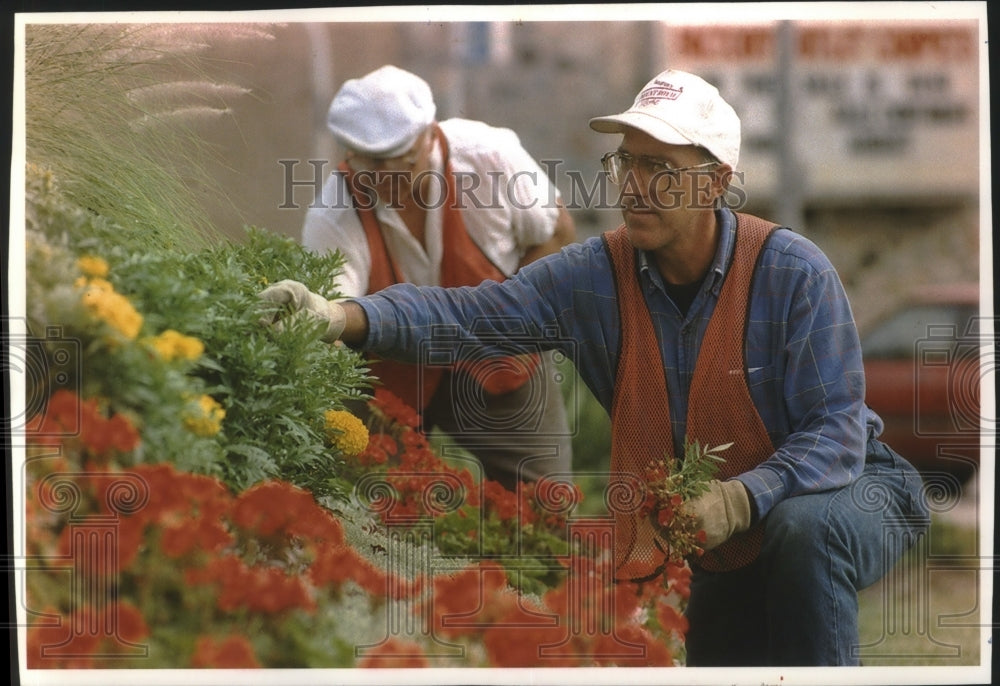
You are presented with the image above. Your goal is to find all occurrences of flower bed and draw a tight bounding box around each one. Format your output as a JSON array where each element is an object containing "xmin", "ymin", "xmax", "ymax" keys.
[{"xmin": 20, "ymin": 166, "xmax": 693, "ymax": 670}]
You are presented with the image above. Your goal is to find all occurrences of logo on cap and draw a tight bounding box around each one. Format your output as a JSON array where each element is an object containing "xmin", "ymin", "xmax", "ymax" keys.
[{"xmin": 637, "ymin": 80, "xmax": 683, "ymax": 106}]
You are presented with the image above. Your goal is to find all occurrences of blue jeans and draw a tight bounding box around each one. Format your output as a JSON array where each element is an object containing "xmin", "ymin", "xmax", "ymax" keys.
[{"xmin": 684, "ymin": 438, "xmax": 930, "ymax": 666}]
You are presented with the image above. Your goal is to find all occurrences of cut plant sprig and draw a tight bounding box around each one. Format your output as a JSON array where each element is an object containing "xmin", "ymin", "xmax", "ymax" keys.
[{"xmin": 640, "ymin": 440, "xmax": 731, "ymax": 565}]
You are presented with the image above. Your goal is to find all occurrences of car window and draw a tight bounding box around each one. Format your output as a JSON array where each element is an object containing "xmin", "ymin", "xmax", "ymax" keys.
[{"xmin": 862, "ymin": 304, "xmax": 976, "ymax": 359}]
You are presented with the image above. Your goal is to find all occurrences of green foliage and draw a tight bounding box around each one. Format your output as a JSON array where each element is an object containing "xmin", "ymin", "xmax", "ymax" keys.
[
  {"xmin": 112, "ymin": 230, "xmax": 373, "ymax": 495},
  {"xmin": 26, "ymin": 175, "xmax": 227, "ymax": 477},
  {"xmin": 26, "ymin": 166, "xmax": 373, "ymax": 497},
  {"xmin": 674, "ymin": 440, "xmax": 730, "ymax": 499},
  {"xmin": 432, "ymin": 510, "xmax": 571, "ymax": 597}
]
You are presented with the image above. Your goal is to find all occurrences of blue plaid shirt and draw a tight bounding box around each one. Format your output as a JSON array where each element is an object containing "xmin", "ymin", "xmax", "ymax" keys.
[{"xmin": 357, "ymin": 208, "xmax": 877, "ymax": 518}]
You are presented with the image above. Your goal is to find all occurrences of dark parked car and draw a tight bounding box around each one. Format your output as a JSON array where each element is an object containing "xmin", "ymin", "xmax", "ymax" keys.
[{"xmin": 861, "ymin": 283, "xmax": 983, "ymax": 479}]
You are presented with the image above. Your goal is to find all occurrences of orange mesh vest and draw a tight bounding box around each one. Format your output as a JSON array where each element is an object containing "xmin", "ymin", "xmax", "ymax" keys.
[
  {"xmin": 605, "ymin": 213, "xmax": 779, "ymax": 576},
  {"xmin": 340, "ymin": 125, "xmax": 539, "ymax": 412}
]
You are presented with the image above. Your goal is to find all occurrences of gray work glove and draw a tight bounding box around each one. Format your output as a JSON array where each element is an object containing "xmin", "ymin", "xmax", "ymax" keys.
[
  {"xmin": 687, "ymin": 479, "xmax": 753, "ymax": 551},
  {"xmin": 257, "ymin": 279, "xmax": 346, "ymax": 343}
]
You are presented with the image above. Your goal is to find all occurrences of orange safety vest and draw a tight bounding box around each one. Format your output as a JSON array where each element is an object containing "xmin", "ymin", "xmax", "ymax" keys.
[
  {"xmin": 605, "ymin": 213, "xmax": 779, "ymax": 576},
  {"xmin": 339, "ymin": 125, "xmax": 539, "ymax": 412}
]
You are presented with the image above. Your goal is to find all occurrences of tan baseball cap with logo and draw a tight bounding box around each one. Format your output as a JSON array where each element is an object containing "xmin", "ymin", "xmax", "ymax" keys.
[{"xmin": 589, "ymin": 69, "xmax": 741, "ymax": 169}]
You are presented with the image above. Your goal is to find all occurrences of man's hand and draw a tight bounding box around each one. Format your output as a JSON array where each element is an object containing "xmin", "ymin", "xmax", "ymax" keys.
[
  {"xmin": 258, "ymin": 280, "xmax": 346, "ymax": 343},
  {"xmin": 686, "ymin": 479, "xmax": 753, "ymax": 551}
]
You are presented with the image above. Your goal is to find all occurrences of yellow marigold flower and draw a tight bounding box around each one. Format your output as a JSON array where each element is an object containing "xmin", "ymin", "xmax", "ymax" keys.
[
  {"xmin": 77, "ymin": 255, "xmax": 110, "ymax": 278},
  {"xmin": 147, "ymin": 329, "xmax": 205, "ymax": 361},
  {"xmin": 173, "ymin": 336, "xmax": 205, "ymax": 361},
  {"xmin": 80, "ymin": 283, "xmax": 143, "ymax": 340},
  {"xmin": 81, "ymin": 277, "xmax": 113, "ymax": 292},
  {"xmin": 184, "ymin": 395, "xmax": 226, "ymax": 437},
  {"xmin": 324, "ymin": 409, "xmax": 369, "ymax": 456}
]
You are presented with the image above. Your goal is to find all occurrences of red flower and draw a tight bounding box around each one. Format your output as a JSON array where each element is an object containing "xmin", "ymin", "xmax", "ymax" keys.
[
  {"xmin": 26, "ymin": 389, "xmax": 81, "ymax": 444},
  {"xmin": 104, "ymin": 412, "xmax": 141, "ymax": 454},
  {"xmin": 98, "ymin": 464, "xmax": 236, "ymax": 560},
  {"xmin": 655, "ymin": 600, "xmax": 689, "ymax": 638},
  {"xmin": 372, "ymin": 389, "xmax": 421, "ymax": 428},
  {"xmin": 644, "ymin": 462, "xmax": 668, "ymax": 483},
  {"xmin": 27, "ymin": 390, "xmax": 141, "ymax": 457},
  {"xmin": 130, "ymin": 464, "xmax": 232, "ymax": 531},
  {"xmin": 230, "ymin": 480, "xmax": 344, "ymax": 545},
  {"xmin": 357, "ymin": 637, "xmax": 429, "ymax": 668},
  {"xmin": 665, "ymin": 561, "xmax": 692, "ymax": 599},
  {"xmin": 592, "ymin": 622, "xmax": 673, "ymax": 667},
  {"xmin": 308, "ymin": 545, "xmax": 353, "ymax": 587},
  {"xmin": 309, "ymin": 544, "xmax": 387, "ymax": 597},
  {"xmin": 160, "ymin": 516, "xmax": 231, "ymax": 558},
  {"xmin": 398, "ymin": 442, "xmax": 436, "ymax": 468},
  {"xmin": 545, "ymin": 555, "xmax": 643, "ymax": 634},
  {"xmin": 230, "ymin": 481, "xmax": 302, "ymax": 536},
  {"xmin": 79, "ymin": 398, "xmax": 139, "ymax": 457},
  {"xmin": 114, "ymin": 600, "xmax": 150, "ymax": 642},
  {"xmin": 481, "ymin": 598, "xmax": 574, "ymax": 668},
  {"xmin": 247, "ymin": 566, "xmax": 315, "ymax": 614},
  {"xmin": 191, "ymin": 634, "xmax": 260, "ymax": 668},
  {"xmin": 189, "ymin": 554, "xmax": 316, "ymax": 615},
  {"xmin": 345, "ymin": 549, "xmax": 389, "ymax": 597},
  {"xmin": 425, "ymin": 563, "xmax": 510, "ymax": 637},
  {"xmin": 357, "ymin": 433, "xmax": 397, "ymax": 466},
  {"xmin": 26, "ymin": 607, "xmax": 99, "ymax": 669},
  {"xmin": 26, "ymin": 602, "xmax": 150, "ymax": 669},
  {"xmin": 483, "ymin": 480, "xmax": 520, "ymax": 522},
  {"xmin": 456, "ymin": 469, "xmax": 481, "ymax": 508},
  {"xmin": 128, "ymin": 463, "xmax": 182, "ymax": 521}
]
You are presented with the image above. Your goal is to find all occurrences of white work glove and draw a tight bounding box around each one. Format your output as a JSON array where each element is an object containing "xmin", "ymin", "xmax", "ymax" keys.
[
  {"xmin": 686, "ymin": 479, "xmax": 753, "ymax": 551},
  {"xmin": 257, "ymin": 279, "xmax": 346, "ymax": 343}
]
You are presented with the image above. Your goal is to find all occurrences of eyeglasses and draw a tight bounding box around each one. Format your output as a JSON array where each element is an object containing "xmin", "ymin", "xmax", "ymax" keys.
[
  {"xmin": 345, "ymin": 149, "xmax": 420, "ymax": 173},
  {"xmin": 345, "ymin": 131, "xmax": 428, "ymax": 173},
  {"xmin": 600, "ymin": 151, "xmax": 718, "ymax": 186}
]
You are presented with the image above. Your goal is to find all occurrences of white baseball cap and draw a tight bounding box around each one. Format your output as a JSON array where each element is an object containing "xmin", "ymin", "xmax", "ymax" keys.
[
  {"xmin": 589, "ymin": 69, "xmax": 741, "ymax": 169},
  {"xmin": 326, "ymin": 65, "xmax": 436, "ymax": 158}
]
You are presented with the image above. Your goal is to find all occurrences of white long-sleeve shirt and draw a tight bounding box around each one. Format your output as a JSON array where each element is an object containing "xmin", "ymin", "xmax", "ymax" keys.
[{"xmin": 302, "ymin": 118, "xmax": 562, "ymax": 297}]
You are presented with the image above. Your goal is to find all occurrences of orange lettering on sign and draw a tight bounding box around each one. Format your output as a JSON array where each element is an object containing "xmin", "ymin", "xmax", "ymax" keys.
[
  {"xmin": 798, "ymin": 26, "xmax": 863, "ymax": 60},
  {"xmin": 796, "ymin": 23, "xmax": 976, "ymax": 62},
  {"xmin": 877, "ymin": 28, "xmax": 976, "ymax": 61},
  {"xmin": 675, "ymin": 27, "xmax": 773, "ymax": 60},
  {"xmin": 672, "ymin": 23, "xmax": 977, "ymax": 64}
]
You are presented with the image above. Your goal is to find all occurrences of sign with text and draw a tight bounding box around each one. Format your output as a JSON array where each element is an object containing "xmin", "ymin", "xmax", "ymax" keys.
[{"xmin": 661, "ymin": 21, "xmax": 981, "ymax": 201}]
